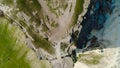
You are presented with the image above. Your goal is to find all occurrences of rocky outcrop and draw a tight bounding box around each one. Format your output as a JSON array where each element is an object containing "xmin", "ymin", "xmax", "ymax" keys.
[{"xmin": 0, "ymin": 9, "xmax": 3, "ymax": 16}]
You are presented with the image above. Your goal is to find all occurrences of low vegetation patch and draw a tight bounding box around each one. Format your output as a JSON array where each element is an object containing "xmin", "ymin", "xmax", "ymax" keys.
[
  {"xmin": 2, "ymin": 0, "xmax": 13, "ymax": 6},
  {"xmin": 71, "ymin": 0, "xmax": 84, "ymax": 27},
  {"xmin": 27, "ymin": 27, "xmax": 55, "ymax": 54},
  {"xmin": 78, "ymin": 53, "xmax": 103, "ymax": 65},
  {"xmin": 51, "ymin": 21, "xmax": 58, "ymax": 28},
  {"xmin": 60, "ymin": 42, "xmax": 68, "ymax": 52}
]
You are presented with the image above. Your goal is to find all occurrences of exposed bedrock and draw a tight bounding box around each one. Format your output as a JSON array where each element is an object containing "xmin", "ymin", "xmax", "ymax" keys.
[
  {"xmin": 76, "ymin": 0, "xmax": 113, "ymax": 49},
  {"xmin": 51, "ymin": 57, "xmax": 73, "ymax": 68}
]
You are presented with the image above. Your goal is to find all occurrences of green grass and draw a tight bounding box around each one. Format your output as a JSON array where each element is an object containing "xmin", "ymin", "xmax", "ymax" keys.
[
  {"xmin": 78, "ymin": 53, "xmax": 103, "ymax": 65},
  {"xmin": 71, "ymin": 0, "xmax": 84, "ymax": 27},
  {"xmin": 2, "ymin": 0, "xmax": 13, "ymax": 6},
  {"xmin": 0, "ymin": 18, "xmax": 30, "ymax": 68},
  {"xmin": 17, "ymin": 0, "xmax": 41, "ymax": 12}
]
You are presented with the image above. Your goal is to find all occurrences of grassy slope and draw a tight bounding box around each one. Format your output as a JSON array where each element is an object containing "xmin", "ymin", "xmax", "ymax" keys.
[
  {"xmin": 0, "ymin": 18, "xmax": 52, "ymax": 68},
  {"xmin": 71, "ymin": 0, "xmax": 84, "ymax": 27},
  {"xmin": 0, "ymin": 18, "xmax": 30, "ymax": 68}
]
